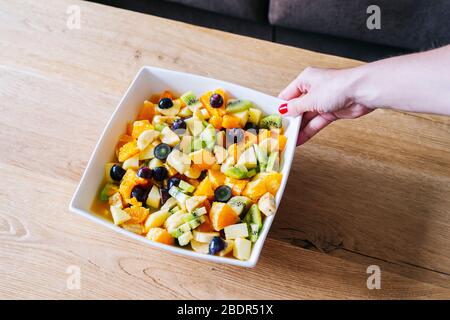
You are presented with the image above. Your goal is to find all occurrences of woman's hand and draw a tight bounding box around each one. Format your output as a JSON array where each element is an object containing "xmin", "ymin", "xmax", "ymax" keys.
[
  {"xmin": 278, "ymin": 45, "xmax": 450, "ymax": 146},
  {"xmin": 278, "ymin": 67, "xmax": 373, "ymax": 146}
]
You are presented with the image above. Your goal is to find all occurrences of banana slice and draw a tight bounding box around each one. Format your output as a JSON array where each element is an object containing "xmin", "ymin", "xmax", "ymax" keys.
[{"xmin": 137, "ymin": 129, "xmax": 159, "ymax": 150}]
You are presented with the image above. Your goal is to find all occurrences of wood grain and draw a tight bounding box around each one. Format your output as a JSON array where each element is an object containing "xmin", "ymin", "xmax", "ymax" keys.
[{"xmin": 0, "ymin": 0, "xmax": 449, "ymax": 299}]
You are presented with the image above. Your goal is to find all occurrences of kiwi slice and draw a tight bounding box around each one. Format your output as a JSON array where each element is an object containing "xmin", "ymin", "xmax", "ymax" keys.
[
  {"xmin": 260, "ymin": 114, "xmax": 282, "ymax": 129},
  {"xmin": 225, "ymin": 99, "xmax": 252, "ymax": 113},
  {"xmin": 181, "ymin": 91, "xmax": 202, "ymax": 109}
]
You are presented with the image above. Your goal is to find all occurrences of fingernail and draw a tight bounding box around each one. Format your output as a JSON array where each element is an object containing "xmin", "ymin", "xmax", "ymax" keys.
[{"xmin": 278, "ymin": 103, "xmax": 288, "ymax": 115}]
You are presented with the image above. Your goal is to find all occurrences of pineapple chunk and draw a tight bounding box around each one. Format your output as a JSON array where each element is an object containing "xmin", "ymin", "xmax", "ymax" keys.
[
  {"xmin": 160, "ymin": 126, "xmax": 180, "ymax": 146},
  {"xmin": 122, "ymin": 154, "xmax": 139, "ymax": 170},
  {"xmin": 122, "ymin": 222, "xmax": 144, "ymax": 234},
  {"xmin": 233, "ymin": 238, "xmax": 251, "ymax": 261},
  {"xmin": 146, "ymin": 185, "xmax": 161, "ymax": 209},
  {"xmin": 193, "ymin": 230, "xmax": 220, "ymax": 243},
  {"xmin": 144, "ymin": 209, "xmax": 170, "ymax": 232},
  {"xmin": 167, "ymin": 149, "xmax": 191, "ymax": 174},
  {"xmin": 224, "ymin": 223, "xmax": 249, "ymax": 240},
  {"xmin": 214, "ymin": 145, "xmax": 228, "ymax": 164},
  {"xmin": 110, "ymin": 206, "xmax": 131, "ymax": 225},
  {"xmin": 219, "ymin": 240, "xmax": 234, "ymax": 257},
  {"xmin": 190, "ymin": 239, "xmax": 210, "ymax": 254}
]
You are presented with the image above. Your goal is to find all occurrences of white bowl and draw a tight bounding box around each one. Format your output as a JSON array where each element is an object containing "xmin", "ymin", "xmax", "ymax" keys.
[{"xmin": 69, "ymin": 66, "xmax": 300, "ymax": 267}]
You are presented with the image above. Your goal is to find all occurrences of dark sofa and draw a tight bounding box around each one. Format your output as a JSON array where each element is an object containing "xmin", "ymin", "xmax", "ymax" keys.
[{"xmin": 89, "ymin": 0, "xmax": 450, "ymax": 62}]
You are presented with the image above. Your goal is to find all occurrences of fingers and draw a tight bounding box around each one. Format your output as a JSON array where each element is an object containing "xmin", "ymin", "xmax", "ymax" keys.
[
  {"xmin": 278, "ymin": 67, "xmax": 323, "ymax": 100},
  {"xmin": 297, "ymin": 114, "xmax": 336, "ymax": 145},
  {"xmin": 278, "ymin": 77, "xmax": 302, "ymax": 101},
  {"xmin": 279, "ymin": 93, "xmax": 316, "ymax": 116}
]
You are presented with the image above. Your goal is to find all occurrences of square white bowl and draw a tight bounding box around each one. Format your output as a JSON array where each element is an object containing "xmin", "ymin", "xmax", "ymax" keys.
[{"xmin": 69, "ymin": 66, "xmax": 300, "ymax": 267}]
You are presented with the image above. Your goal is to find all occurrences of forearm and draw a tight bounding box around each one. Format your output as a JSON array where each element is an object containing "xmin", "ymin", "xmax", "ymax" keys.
[{"xmin": 351, "ymin": 45, "xmax": 450, "ymax": 115}]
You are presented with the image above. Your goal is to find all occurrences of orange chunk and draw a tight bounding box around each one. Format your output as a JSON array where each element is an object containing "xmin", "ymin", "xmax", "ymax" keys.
[
  {"xmin": 147, "ymin": 227, "xmax": 174, "ymax": 245},
  {"xmin": 200, "ymin": 89, "xmax": 226, "ymax": 117},
  {"xmin": 242, "ymin": 176, "xmax": 267, "ymax": 201},
  {"xmin": 124, "ymin": 206, "xmax": 149, "ymax": 224},
  {"xmin": 277, "ymin": 134, "xmax": 287, "ymax": 151},
  {"xmin": 119, "ymin": 169, "xmax": 147, "ymax": 202},
  {"xmin": 264, "ymin": 172, "xmax": 283, "ymax": 195},
  {"xmin": 131, "ymin": 120, "xmax": 154, "ymax": 139},
  {"xmin": 222, "ymin": 115, "xmax": 241, "ymax": 129},
  {"xmin": 137, "ymin": 100, "xmax": 156, "ymax": 122},
  {"xmin": 209, "ymin": 115, "xmax": 223, "ymax": 130},
  {"xmin": 118, "ymin": 140, "xmax": 139, "ymax": 162},
  {"xmin": 159, "ymin": 90, "xmax": 173, "ymax": 101},
  {"xmin": 208, "ymin": 169, "xmax": 226, "ymax": 190},
  {"xmin": 194, "ymin": 177, "xmax": 215, "ymax": 199},
  {"xmin": 209, "ymin": 202, "xmax": 239, "ymax": 231},
  {"xmin": 224, "ymin": 177, "xmax": 248, "ymax": 196},
  {"xmin": 126, "ymin": 122, "xmax": 133, "ymax": 136},
  {"xmin": 116, "ymin": 134, "xmax": 134, "ymax": 157},
  {"xmin": 197, "ymin": 215, "xmax": 215, "ymax": 232}
]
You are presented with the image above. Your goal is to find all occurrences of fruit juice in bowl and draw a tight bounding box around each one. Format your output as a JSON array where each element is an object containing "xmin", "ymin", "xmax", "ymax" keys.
[{"xmin": 71, "ymin": 67, "xmax": 300, "ymax": 267}]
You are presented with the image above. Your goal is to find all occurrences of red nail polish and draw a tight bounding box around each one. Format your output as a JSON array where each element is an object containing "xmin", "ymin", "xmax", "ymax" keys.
[{"xmin": 278, "ymin": 103, "xmax": 288, "ymax": 115}]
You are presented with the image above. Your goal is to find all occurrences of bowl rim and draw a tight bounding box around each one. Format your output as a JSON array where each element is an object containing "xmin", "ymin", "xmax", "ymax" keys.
[{"xmin": 69, "ymin": 66, "xmax": 300, "ymax": 267}]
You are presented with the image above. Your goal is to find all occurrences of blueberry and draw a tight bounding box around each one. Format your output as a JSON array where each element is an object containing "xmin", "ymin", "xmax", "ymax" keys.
[
  {"xmin": 225, "ymin": 128, "xmax": 244, "ymax": 145},
  {"xmin": 152, "ymin": 166, "xmax": 168, "ymax": 181},
  {"xmin": 209, "ymin": 93, "xmax": 223, "ymax": 108},
  {"xmin": 110, "ymin": 164, "xmax": 126, "ymax": 181},
  {"xmin": 209, "ymin": 237, "xmax": 226, "ymax": 255},
  {"xmin": 137, "ymin": 166, "xmax": 152, "ymax": 179},
  {"xmin": 171, "ymin": 119, "xmax": 186, "ymax": 131},
  {"xmin": 214, "ymin": 185, "xmax": 232, "ymax": 202},
  {"xmin": 167, "ymin": 177, "xmax": 181, "ymax": 189},
  {"xmin": 158, "ymin": 97, "xmax": 173, "ymax": 109},
  {"xmin": 160, "ymin": 188, "xmax": 170, "ymax": 205},
  {"xmin": 154, "ymin": 143, "xmax": 171, "ymax": 161},
  {"xmin": 244, "ymin": 122, "xmax": 259, "ymax": 134},
  {"xmin": 131, "ymin": 185, "xmax": 148, "ymax": 203}
]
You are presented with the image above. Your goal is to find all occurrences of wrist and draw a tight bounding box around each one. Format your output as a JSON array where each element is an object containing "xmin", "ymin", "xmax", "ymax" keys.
[{"xmin": 344, "ymin": 64, "xmax": 380, "ymax": 109}]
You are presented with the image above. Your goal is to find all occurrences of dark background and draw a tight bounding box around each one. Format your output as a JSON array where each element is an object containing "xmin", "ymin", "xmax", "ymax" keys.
[{"xmin": 88, "ymin": 0, "xmax": 450, "ymax": 62}]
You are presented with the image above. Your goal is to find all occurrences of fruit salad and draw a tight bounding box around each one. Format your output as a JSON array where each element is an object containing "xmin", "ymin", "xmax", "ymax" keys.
[{"xmin": 96, "ymin": 89, "xmax": 286, "ymax": 261}]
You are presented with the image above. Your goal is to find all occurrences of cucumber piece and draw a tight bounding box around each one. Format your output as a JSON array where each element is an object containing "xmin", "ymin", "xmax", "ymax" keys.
[
  {"xmin": 178, "ymin": 231, "xmax": 193, "ymax": 246},
  {"xmin": 266, "ymin": 152, "xmax": 280, "ymax": 172},
  {"xmin": 253, "ymin": 145, "xmax": 268, "ymax": 172},
  {"xmin": 188, "ymin": 215, "xmax": 206, "ymax": 229},
  {"xmin": 200, "ymin": 124, "xmax": 216, "ymax": 151},
  {"xmin": 179, "ymin": 180, "xmax": 195, "ymax": 193}
]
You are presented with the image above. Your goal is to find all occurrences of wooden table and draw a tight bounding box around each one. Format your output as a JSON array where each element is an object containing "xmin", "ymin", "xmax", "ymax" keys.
[{"xmin": 1, "ymin": 0, "xmax": 449, "ymax": 299}]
